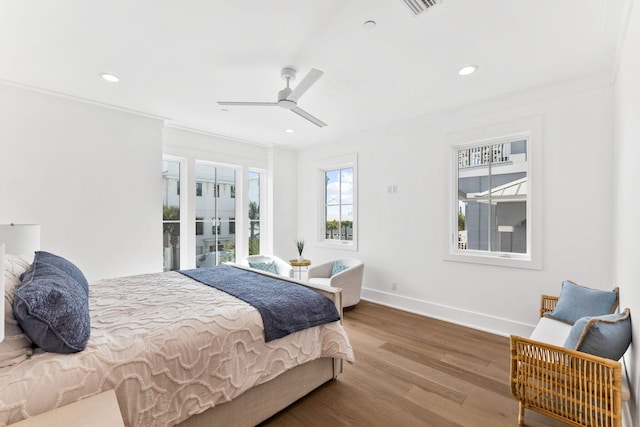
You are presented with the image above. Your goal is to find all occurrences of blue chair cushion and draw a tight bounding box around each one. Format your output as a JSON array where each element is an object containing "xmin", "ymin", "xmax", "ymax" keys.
[
  {"xmin": 331, "ymin": 262, "xmax": 349, "ymax": 276},
  {"xmin": 564, "ymin": 309, "xmax": 631, "ymax": 361},
  {"xmin": 544, "ymin": 280, "xmax": 617, "ymax": 324},
  {"xmin": 248, "ymin": 261, "xmax": 277, "ymax": 274},
  {"xmin": 14, "ymin": 260, "xmax": 90, "ymax": 353}
]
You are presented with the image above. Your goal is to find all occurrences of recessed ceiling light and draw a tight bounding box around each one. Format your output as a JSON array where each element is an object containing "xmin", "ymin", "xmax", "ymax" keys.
[
  {"xmin": 285, "ymin": 129, "xmax": 295, "ymax": 133},
  {"xmin": 363, "ymin": 20, "xmax": 377, "ymax": 29},
  {"xmin": 99, "ymin": 73, "xmax": 120, "ymax": 83},
  {"xmin": 458, "ymin": 65, "xmax": 479, "ymax": 76}
]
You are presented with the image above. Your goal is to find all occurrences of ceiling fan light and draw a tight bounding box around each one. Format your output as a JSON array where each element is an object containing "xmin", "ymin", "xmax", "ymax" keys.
[
  {"xmin": 458, "ymin": 65, "xmax": 478, "ymax": 76},
  {"xmin": 99, "ymin": 73, "xmax": 120, "ymax": 82}
]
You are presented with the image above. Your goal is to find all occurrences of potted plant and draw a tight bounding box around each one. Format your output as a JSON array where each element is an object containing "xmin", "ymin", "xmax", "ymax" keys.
[{"xmin": 295, "ymin": 238, "xmax": 305, "ymax": 262}]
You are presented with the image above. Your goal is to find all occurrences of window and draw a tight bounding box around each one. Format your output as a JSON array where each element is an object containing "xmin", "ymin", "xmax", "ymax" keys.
[
  {"xmin": 195, "ymin": 163, "xmax": 236, "ymax": 268},
  {"xmin": 163, "ymin": 157, "xmax": 267, "ymax": 270},
  {"xmin": 457, "ymin": 139, "xmax": 527, "ymax": 252},
  {"xmin": 162, "ymin": 160, "xmax": 181, "ymax": 271},
  {"xmin": 248, "ymin": 171, "xmax": 261, "ymax": 255},
  {"xmin": 212, "ymin": 217, "xmax": 221, "ymax": 235},
  {"xmin": 318, "ymin": 154, "xmax": 357, "ymax": 249},
  {"xmin": 446, "ymin": 118, "xmax": 541, "ymax": 269}
]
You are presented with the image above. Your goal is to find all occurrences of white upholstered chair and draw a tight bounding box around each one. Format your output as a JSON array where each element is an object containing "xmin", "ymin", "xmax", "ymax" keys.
[
  {"xmin": 307, "ymin": 258, "xmax": 364, "ymax": 308},
  {"xmin": 241, "ymin": 255, "xmax": 293, "ymax": 278}
]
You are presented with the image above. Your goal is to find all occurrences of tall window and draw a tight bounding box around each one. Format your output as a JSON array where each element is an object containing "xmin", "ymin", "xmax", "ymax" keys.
[
  {"xmin": 325, "ymin": 168, "xmax": 354, "ymax": 240},
  {"xmin": 162, "ymin": 160, "xmax": 181, "ymax": 271},
  {"xmin": 248, "ymin": 171, "xmax": 261, "ymax": 255},
  {"xmin": 318, "ymin": 154, "xmax": 357, "ymax": 249},
  {"xmin": 447, "ymin": 118, "xmax": 541, "ymax": 270},
  {"xmin": 195, "ymin": 163, "xmax": 236, "ymax": 267}
]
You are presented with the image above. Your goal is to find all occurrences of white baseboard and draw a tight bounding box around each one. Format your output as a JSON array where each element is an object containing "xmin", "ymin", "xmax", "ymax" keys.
[{"xmin": 361, "ymin": 288, "xmax": 535, "ymax": 338}]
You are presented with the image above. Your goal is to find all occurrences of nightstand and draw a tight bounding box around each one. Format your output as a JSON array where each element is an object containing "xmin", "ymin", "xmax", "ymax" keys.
[{"xmin": 13, "ymin": 390, "xmax": 124, "ymax": 427}]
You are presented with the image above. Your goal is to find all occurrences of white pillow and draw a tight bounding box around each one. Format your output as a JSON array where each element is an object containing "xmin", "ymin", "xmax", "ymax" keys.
[{"xmin": 1, "ymin": 254, "xmax": 33, "ymax": 367}]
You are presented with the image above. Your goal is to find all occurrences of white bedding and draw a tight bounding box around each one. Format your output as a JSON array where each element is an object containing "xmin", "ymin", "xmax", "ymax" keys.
[{"xmin": 0, "ymin": 271, "xmax": 354, "ymax": 426}]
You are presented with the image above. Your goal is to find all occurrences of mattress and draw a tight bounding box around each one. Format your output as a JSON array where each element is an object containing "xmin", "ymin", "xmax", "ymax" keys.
[{"xmin": 0, "ymin": 271, "xmax": 354, "ymax": 426}]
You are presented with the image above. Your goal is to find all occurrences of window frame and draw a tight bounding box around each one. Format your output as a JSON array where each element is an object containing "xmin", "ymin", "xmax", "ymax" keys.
[
  {"xmin": 444, "ymin": 117, "xmax": 542, "ymax": 269},
  {"xmin": 162, "ymin": 156, "xmax": 186, "ymax": 271},
  {"xmin": 247, "ymin": 168, "xmax": 264, "ymax": 256},
  {"xmin": 317, "ymin": 153, "xmax": 358, "ymax": 251}
]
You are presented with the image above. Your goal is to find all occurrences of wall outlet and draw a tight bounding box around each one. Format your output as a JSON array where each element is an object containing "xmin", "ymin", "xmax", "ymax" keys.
[{"xmin": 391, "ymin": 282, "xmax": 398, "ymax": 291}]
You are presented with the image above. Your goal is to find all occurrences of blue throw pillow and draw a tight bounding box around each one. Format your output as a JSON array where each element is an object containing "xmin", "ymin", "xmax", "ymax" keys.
[
  {"xmin": 248, "ymin": 261, "xmax": 277, "ymax": 274},
  {"xmin": 14, "ymin": 261, "xmax": 90, "ymax": 353},
  {"xmin": 544, "ymin": 280, "xmax": 617, "ymax": 324},
  {"xmin": 564, "ymin": 309, "xmax": 631, "ymax": 361},
  {"xmin": 331, "ymin": 262, "xmax": 349, "ymax": 276},
  {"xmin": 20, "ymin": 251, "xmax": 89, "ymax": 295}
]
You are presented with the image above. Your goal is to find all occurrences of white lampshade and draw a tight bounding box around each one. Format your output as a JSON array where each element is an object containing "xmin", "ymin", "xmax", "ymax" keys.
[{"xmin": 0, "ymin": 224, "xmax": 41, "ymax": 260}]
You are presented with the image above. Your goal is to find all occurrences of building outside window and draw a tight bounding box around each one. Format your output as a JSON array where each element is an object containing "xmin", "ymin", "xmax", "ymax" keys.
[
  {"xmin": 196, "ymin": 182, "xmax": 202, "ymax": 197},
  {"xmin": 456, "ymin": 139, "xmax": 528, "ymax": 254},
  {"xmin": 162, "ymin": 160, "xmax": 181, "ymax": 271},
  {"xmin": 195, "ymin": 163, "xmax": 236, "ymax": 267}
]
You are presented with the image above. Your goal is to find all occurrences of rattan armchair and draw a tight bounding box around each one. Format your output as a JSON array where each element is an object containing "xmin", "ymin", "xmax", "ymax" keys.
[{"xmin": 510, "ymin": 295, "xmax": 624, "ymax": 427}]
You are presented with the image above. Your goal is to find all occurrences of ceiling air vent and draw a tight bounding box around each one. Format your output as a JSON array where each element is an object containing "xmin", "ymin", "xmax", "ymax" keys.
[{"xmin": 401, "ymin": 0, "xmax": 444, "ymax": 16}]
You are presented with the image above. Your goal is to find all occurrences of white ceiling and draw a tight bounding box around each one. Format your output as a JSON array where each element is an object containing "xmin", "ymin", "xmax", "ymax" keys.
[{"xmin": 0, "ymin": 0, "xmax": 628, "ymax": 148}]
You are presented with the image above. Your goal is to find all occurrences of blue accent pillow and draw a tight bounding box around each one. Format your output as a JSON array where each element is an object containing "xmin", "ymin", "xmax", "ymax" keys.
[
  {"xmin": 564, "ymin": 309, "xmax": 631, "ymax": 361},
  {"xmin": 544, "ymin": 280, "xmax": 617, "ymax": 324},
  {"xmin": 20, "ymin": 251, "xmax": 89, "ymax": 295},
  {"xmin": 331, "ymin": 262, "xmax": 349, "ymax": 276},
  {"xmin": 248, "ymin": 261, "xmax": 277, "ymax": 274},
  {"xmin": 14, "ymin": 261, "xmax": 90, "ymax": 353}
]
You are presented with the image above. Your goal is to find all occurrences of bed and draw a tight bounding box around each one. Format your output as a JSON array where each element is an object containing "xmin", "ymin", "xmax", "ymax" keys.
[{"xmin": 0, "ymin": 251, "xmax": 355, "ymax": 427}]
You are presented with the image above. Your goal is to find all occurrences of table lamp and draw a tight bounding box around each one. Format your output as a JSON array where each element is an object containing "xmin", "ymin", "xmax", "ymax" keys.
[{"xmin": 0, "ymin": 224, "xmax": 41, "ymax": 343}]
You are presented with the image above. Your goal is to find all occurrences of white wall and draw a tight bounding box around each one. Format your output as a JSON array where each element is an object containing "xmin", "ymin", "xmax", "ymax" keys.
[
  {"xmin": 267, "ymin": 146, "xmax": 298, "ymax": 261},
  {"xmin": 297, "ymin": 82, "xmax": 615, "ymax": 337},
  {"xmin": 613, "ymin": 1, "xmax": 640, "ymax": 423},
  {"xmin": 0, "ymin": 83, "xmax": 164, "ymax": 280}
]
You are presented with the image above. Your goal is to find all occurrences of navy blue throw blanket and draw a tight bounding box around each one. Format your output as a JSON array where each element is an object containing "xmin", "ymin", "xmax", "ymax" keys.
[{"xmin": 179, "ymin": 264, "xmax": 340, "ymax": 342}]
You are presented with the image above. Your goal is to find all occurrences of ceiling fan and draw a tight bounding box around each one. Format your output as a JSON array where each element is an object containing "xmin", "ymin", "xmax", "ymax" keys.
[{"xmin": 217, "ymin": 67, "xmax": 327, "ymax": 127}]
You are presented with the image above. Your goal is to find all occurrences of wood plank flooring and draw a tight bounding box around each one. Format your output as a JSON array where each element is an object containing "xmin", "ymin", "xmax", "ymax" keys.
[{"xmin": 261, "ymin": 301, "xmax": 568, "ymax": 427}]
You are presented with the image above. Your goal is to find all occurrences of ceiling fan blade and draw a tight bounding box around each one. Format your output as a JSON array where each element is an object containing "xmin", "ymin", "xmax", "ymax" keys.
[
  {"xmin": 217, "ymin": 101, "xmax": 278, "ymax": 107},
  {"xmin": 291, "ymin": 106, "xmax": 327, "ymax": 127},
  {"xmin": 288, "ymin": 69, "xmax": 324, "ymax": 102}
]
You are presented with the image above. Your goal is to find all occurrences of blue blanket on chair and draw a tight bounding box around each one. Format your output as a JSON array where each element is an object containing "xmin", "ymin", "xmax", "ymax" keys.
[{"xmin": 178, "ymin": 264, "xmax": 340, "ymax": 342}]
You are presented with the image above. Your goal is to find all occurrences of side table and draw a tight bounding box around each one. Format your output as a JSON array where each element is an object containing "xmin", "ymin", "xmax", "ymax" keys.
[
  {"xmin": 289, "ymin": 259, "xmax": 311, "ymax": 280},
  {"xmin": 12, "ymin": 389, "xmax": 124, "ymax": 427}
]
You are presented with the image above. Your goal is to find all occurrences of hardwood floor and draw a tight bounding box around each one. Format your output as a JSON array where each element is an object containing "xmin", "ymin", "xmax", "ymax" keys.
[{"xmin": 261, "ymin": 301, "xmax": 568, "ymax": 427}]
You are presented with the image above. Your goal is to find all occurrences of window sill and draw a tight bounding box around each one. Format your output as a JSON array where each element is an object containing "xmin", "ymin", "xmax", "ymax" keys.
[
  {"xmin": 317, "ymin": 240, "xmax": 358, "ymax": 252},
  {"xmin": 444, "ymin": 250, "xmax": 541, "ymax": 270}
]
